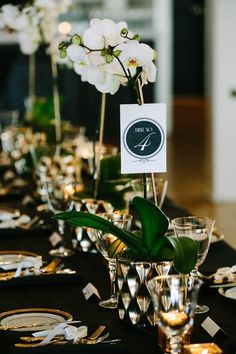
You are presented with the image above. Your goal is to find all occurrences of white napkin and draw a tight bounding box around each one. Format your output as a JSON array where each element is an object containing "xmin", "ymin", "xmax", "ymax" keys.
[
  {"xmin": 0, "ymin": 214, "xmax": 31, "ymax": 229},
  {"xmin": 214, "ymin": 265, "xmax": 236, "ymax": 283},
  {"xmin": 33, "ymin": 324, "xmax": 88, "ymax": 345},
  {"xmin": 0, "ymin": 256, "xmax": 42, "ymax": 278}
]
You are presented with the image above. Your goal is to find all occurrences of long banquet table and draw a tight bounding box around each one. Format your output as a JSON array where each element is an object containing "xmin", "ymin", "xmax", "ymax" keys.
[{"xmin": 0, "ymin": 194, "xmax": 235, "ymax": 354}]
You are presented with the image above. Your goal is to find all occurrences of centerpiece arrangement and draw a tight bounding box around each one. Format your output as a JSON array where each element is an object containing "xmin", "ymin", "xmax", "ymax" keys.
[{"xmin": 54, "ymin": 196, "xmax": 198, "ymax": 325}]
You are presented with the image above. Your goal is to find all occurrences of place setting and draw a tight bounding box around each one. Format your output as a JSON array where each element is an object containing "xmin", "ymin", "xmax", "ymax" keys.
[
  {"xmin": 0, "ymin": 253, "xmax": 80, "ymax": 286},
  {"xmin": 0, "ymin": 308, "xmax": 123, "ymax": 352}
]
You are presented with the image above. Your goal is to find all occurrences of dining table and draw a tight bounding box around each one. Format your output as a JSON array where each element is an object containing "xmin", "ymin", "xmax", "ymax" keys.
[{"xmin": 0, "ymin": 178, "xmax": 235, "ymax": 354}]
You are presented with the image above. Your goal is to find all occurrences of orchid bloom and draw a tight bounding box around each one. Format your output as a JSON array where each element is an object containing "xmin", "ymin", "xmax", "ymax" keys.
[
  {"xmin": 58, "ymin": 18, "xmax": 157, "ymax": 99},
  {"xmin": 83, "ymin": 18, "xmax": 129, "ymax": 50},
  {"xmin": 1, "ymin": 4, "xmax": 20, "ymax": 29},
  {"xmin": 115, "ymin": 40, "xmax": 156, "ymax": 79}
]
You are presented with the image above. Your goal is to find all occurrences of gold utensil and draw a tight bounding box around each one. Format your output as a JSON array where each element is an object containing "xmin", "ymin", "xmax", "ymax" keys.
[
  {"xmin": 0, "ymin": 320, "xmax": 80, "ymax": 331},
  {"xmin": 15, "ymin": 337, "xmax": 68, "ymax": 347},
  {"xmin": 17, "ymin": 216, "xmax": 40, "ymax": 229},
  {"xmin": 14, "ymin": 325, "xmax": 106, "ymax": 347},
  {"xmin": 77, "ymin": 325, "xmax": 106, "ymax": 344}
]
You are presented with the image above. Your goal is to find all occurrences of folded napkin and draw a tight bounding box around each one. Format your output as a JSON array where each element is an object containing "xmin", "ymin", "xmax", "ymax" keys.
[
  {"xmin": 0, "ymin": 256, "xmax": 42, "ymax": 278},
  {"xmin": 214, "ymin": 265, "xmax": 236, "ymax": 283},
  {"xmin": 0, "ymin": 214, "xmax": 31, "ymax": 229},
  {"xmin": 32, "ymin": 324, "xmax": 88, "ymax": 345}
]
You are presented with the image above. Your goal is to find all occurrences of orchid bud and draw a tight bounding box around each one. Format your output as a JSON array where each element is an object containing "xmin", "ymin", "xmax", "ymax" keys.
[
  {"xmin": 72, "ymin": 34, "xmax": 81, "ymax": 45},
  {"xmin": 113, "ymin": 50, "xmax": 121, "ymax": 58},
  {"xmin": 58, "ymin": 41, "xmax": 66, "ymax": 50},
  {"xmin": 121, "ymin": 28, "xmax": 128, "ymax": 36},
  {"xmin": 101, "ymin": 49, "xmax": 107, "ymax": 57},
  {"xmin": 59, "ymin": 48, "xmax": 67, "ymax": 59},
  {"xmin": 153, "ymin": 50, "xmax": 158, "ymax": 60},
  {"xmin": 105, "ymin": 54, "xmax": 113, "ymax": 63},
  {"xmin": 133, "ymin": 34, "xmax": 140, "ymax": 41}
]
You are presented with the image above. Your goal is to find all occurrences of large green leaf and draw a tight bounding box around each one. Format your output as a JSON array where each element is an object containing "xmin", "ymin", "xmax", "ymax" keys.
[
  {"xmin": 132, "ymin": 197, "xmax": 169, "ymax": 253},
  {"xmin": 167, "ymin": 236, "xmax": 198, "ymax": 274},
  {"xmin": 53, "ymin": 211, "xmax": 145, "ymax": 254}
]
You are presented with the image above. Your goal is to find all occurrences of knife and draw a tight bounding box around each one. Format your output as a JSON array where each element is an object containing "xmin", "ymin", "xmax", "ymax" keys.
[{"xmin": 0, "ymin": 320, "xmax": 81, "ymax": 331}]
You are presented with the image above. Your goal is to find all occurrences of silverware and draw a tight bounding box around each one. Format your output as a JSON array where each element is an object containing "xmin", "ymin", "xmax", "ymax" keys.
[
  {"xmin": 17, "ymin": 216, "xmax": 40, "ymax": 230},
  {"xmin": 77, "ymin": 325, "xmax": 106, "ymax": 344},
  {"xmin": 14, "ymin": 325, "xmax": 106, "ymax": 347},
  {"xmin": 15, "ymin": 337, "xmax": 68, "ymax": 347}
]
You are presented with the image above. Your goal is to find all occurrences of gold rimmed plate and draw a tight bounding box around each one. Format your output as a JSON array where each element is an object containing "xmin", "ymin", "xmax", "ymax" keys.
[
  {"xmin": 0, "ymin": 207, "xmax": 20, "ymax": 222},
  {"xmin": 218, "ymin": 286, "xmax": 236, "ymax": 300},
  {"xmin": 0, "ymin": 250, "xmax": 41, "ymax": 268},
  {"xmin": 0, "ymin": 308, "xmax": 73, "ymax": 331}
]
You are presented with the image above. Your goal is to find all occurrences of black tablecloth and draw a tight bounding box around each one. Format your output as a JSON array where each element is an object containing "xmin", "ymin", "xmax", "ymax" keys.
[{"xmin": 0, "ymin": 196, "xmax": 235, "ymax": 354}]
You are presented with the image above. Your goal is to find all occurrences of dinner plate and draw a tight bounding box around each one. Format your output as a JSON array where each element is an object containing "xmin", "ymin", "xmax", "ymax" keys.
[
  {"xmin": 0, "ymin": 250, "xmax": 41, "ymax": 268},
  {"xmin": 0, "ymin": 207, "xmax": 20, "ymax": 222},
  {"xmin": 0, "ymin": 308, "xmax": 73, "ymax": 331},
  {"xmin": 218, "ymin": 286, "xmax": 236, "ymax": 300}
]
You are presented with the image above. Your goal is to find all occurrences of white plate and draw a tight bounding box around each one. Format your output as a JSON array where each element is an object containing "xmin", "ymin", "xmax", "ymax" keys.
[
  {"xmin": 0, "ymin": 308, "xmax": 73, "ymax": 331},
  {"xmin": 218, "ymin": 286, "xmax": 236, "ymax": 300},
  {"xmin": 0, "ymin": 207, "xmax": 20, "ymax": 222},
  {"xmin": 0, "ymin": 250, "xmax": 40, "ymax": 267}
]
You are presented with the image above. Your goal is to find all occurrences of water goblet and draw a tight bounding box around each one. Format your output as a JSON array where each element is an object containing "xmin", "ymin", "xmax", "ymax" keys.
[
  {"xmin": 129, "ymin": 176, "xmax": 168, "ymax": 208},
  {"xmin": 148, "ymin": 274, "xmax": 201, "ymax": 354},
  {"xmin": 43, "ymin": 177, "xmax": 80, "ymax": 257},
  {"xmin": 95, "ymin": 211, "xmax": 133, "ymax": 309},
  {"xmin": 171, "ymin": 216, "xmax": 215, "ymax": 314}
]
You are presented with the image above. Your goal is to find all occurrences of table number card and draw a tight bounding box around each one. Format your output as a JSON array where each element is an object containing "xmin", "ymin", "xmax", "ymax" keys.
[
  {"xmin": 201, "ymin": 316, "xmax": 228, "ymax": 338},
  {"xmin": 82, "ymin": 282, "xmax": 101, "ymax": 301},
  {"xmin": 120, "ymin": 103, "xmax": 166, "ymax": 174}
]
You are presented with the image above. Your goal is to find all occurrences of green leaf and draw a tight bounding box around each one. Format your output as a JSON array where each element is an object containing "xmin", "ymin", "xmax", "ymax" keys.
[
  {"xmin": 132, "ymin": 197, "xmax": 169, "ymax": 253},
  {"xmin": 53, "ymin": 211, "xmax": 145, "ymax": 254},
  {"xmin": 167, "ymin": 236, "xmax": 198, "ymax": 274}
]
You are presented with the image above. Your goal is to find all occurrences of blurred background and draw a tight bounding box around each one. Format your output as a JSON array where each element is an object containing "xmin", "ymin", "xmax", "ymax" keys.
[{"xmin": 0, "ymin": 0, "xmax": 235, "ymax": 248}]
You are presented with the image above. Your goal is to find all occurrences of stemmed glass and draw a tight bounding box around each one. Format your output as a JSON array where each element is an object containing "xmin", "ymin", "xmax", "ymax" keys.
[
  {"xmin": 148, "ymin": 274, "xmax": 201, "ymax": 354},
  {"xmin": 95, "ymin": 211, "xmax": 133, "ymax": 309},
  {"xmin": 171, "ymin": 216, "xmax": 215, "ymax": 314},
  {"xmin": 43, "ymin": 177, "xmax": 80, "ymax": 257}
]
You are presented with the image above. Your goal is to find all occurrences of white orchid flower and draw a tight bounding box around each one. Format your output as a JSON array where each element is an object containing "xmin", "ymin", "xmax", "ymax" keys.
[
  {"xmin": 0, "ymin": 14, "xmax": 5, "ymax": 29},
  {"xmin": 1, "ymin": 4, "xmax": 20, "ymax": 30},
  {"xmin": 115, "ymin": 40, "xmax": 155, "ymax": 77},
  {"xmin": 95, "ymin": 71, "xmax": 121, "ymax": 95},
  {"xmin": 141, "ymin": 62, "xmax": 157, "ymax": 85},
  {"xmin": 18, "ymin": 29, "xmax": 41, "ymax": 54},
  {"xmin": 83, "ymin": 18, "xmax": 129, "ymax": 50}
]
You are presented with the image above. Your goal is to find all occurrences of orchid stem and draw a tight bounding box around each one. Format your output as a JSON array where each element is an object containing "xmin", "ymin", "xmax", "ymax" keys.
[
  {"xmin": 94, "ymin": 92, "xmax": 106, "ymax": 198},
  {"xmin": 51, "ymin": 54, "xmax": 61, "ymax": 143}
]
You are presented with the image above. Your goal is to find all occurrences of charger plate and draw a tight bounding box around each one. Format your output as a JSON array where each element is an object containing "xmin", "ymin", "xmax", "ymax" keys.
[
  {"xmin": 0, "ymin": 308, "xmax": 73, "ymax": 331},
  {"xmin": 218, "ymin": 286, "xmax": 236, "ymax": 301},
  {"xmin": 0, "ymin": 250, "xmax": 41, "ymax": 267}
]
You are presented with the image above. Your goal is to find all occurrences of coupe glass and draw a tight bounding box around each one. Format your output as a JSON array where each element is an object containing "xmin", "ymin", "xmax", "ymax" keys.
[
  {"xmin": 148, "ymin": 275, "xmax": 201, "ymax": 354},
  {"xmin": 171, "ymin": 216, "xmax": 215, "ymax": 314},
  {"xmin": 95, "ymin": 211, "xmax": 133, "ymax": 309},
  {"xmin": 43, "ymin": 178, "xmax": 80, "ymax": 257}
]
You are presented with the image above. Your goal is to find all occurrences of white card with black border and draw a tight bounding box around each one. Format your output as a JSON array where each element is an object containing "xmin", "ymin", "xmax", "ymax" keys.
[{"xmin": 120, "ymin": 103, "xmax": 166, "ymax": 174}]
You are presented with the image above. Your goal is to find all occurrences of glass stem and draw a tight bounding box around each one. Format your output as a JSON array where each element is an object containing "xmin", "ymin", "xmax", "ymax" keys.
[
  {"xmin": 169, "ymin": 335, "xmax": 182, "ymax": 354},
  {"xmin": 108, "ymin": 260, "xmax": 117, "ymax": 300},
  {"xmin": 190, "ymin": 266, "xmax": 198, "ymax": 288},
  {"xmin": 58, "ymin": 220, "xmax": 65, "ymax": 239}
]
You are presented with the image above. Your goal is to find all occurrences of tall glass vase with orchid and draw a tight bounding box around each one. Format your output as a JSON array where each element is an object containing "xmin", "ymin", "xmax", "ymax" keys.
[{"xmin": 58, "ymin": 18, "xmax": 158, "ymax": 200}]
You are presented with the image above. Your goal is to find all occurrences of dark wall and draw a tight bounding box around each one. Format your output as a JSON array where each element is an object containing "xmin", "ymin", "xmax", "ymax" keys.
[{"xmin": 173, "ymin": 0, "xmax": 205, "ymax": 95}]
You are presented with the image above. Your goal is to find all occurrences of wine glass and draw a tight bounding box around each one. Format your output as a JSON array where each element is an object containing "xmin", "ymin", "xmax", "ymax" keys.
[
  {"xmin": 43, "ymin": 177, "xmax": 80, "ymax": 257},
  {"xmin": 129, "ymin": 176, "xmax": 168, "ymax": 208},
  {"xmin": 95, "ymin": 211, "xmax": 133, "ymax": 309},
  {"xmin": 148, "ymin": 274, "xmax": 201, "ymax": 354},
  {"xmin": 171, "ymin": 216, "xmax": 215, "ymax": 314}
]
